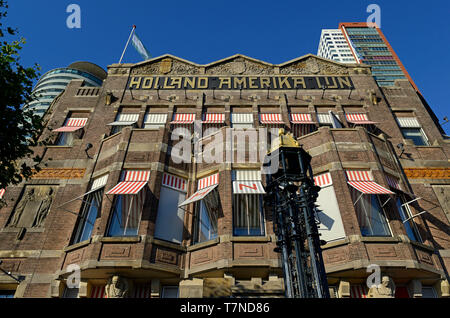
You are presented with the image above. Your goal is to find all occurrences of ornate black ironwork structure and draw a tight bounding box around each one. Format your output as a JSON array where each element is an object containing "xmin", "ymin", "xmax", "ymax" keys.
[{"xmin": 263, "ymin": 130, "xmax": 329, "ymax": 298}]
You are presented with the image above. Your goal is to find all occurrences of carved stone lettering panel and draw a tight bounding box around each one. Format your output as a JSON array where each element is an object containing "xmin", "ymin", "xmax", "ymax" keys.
[{"xmin": 155, "ymin": 247, "xmax": 178, "ymax": 266}]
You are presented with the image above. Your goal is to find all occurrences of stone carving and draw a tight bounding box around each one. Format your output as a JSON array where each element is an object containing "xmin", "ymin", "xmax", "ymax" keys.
[
  {"xmin": 32, "ymin": 188, "xmax": 54, "ymax": 228},
  {"xmin": 131, "ymin": 58, "xmax": 200, "ymax": 75},
  {"xmin": 205, "ymin": 57, "xmax": 273, "ymax": 75},
  {"xmin": 280, "ymin": 56, "xmax": 349, "ymax": 75},
  {"xmin": 8, "ymin": 186, "xmax": 56, "ymax": 228},
  {"xmin": 160, "ymin": 58, "xmax": 172, "ymax": 74},
  {"xmin": 105, "ymin": 275, "xmax": 130, "ymax": 298},
  {"xmin": 8, "ymin": 188, "xmax": 35, "ymax": 227},
  {"xmin": 368, "ymin": 276, "xmax": 396, "ymax": 298}
]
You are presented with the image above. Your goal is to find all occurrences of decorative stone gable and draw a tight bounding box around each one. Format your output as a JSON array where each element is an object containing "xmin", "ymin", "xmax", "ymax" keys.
[
  {"xmin": 205, "ymin": 55, "xmax": 274, "ymax": 75},
  {"xmin": 131, "ymin": 56, "xmax": 201, "ymax": 75},
  {"xmin": 280, "ymin": 55, "xmax": 350, "ymax": 75}
]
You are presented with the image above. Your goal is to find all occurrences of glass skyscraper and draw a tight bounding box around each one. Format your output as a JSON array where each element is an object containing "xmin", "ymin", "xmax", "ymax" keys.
[{"xmin": 318, "ymin": 23, "xmax": 419, "ymax": 90}]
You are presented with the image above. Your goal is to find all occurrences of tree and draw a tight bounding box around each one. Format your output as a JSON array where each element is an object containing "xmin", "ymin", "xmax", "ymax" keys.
[{"xmin": 0, "ymin": 0, "xmax": 44, "ymax": 195}]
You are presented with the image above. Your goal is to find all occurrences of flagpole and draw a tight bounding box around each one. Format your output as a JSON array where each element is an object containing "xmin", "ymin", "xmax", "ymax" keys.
[{"xmin": 119, "ymin": 25, "xmax": 136, "ymax": 64}]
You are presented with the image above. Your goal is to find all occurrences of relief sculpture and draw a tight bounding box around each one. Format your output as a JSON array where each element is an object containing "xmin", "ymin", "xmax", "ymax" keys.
[{"xmin": 7, "ymin": 186, "xmax": 56, "ymax": 228}]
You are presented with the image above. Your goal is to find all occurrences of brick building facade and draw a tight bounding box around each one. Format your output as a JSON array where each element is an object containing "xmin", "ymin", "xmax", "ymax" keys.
[{"xmin": 0, "ymin": 54, "xmax": 449, "ymax": 298}]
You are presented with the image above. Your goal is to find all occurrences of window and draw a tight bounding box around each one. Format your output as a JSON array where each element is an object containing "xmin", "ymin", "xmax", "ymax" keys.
[
  {"xmin": 350, "ymin": 186, "xmax": 391, "ymax": 237},
  {"xmin": 143, "ymin": 113, "xmax": 167, "ymax": 129},
  {"xmin": 314, "ymin": 173, "xmax": 345, "ymax": 243},
  {"xmin": 71, "ymin": 175, "xmax": 108, "ymax": 244},
  {"xmin": 73, "ymin": 190, "xmax": 103, "ymax": 243},
  {"xmin": 202, "ymin": 113, "xmax": 225, "ymax": 137},
  {"xmin": 233, "ymin": 194, "xmax": 264, "ymax": 236},
  {"xmin": 0, "ymin": 290, "xmax": 15, "ymax": 298},
  {"xmin": 63, "ymin": 286, "xmax": 79, "ymax": 298},
  {"xmin": 422, "ymin": 286, "xmax": 437, "ymax": 298},
  {"xmin": 401, "ymin": 128, "xmax": 428, "ymax": 146},
  {"xmin": 161, "ymin": 286, "xmax": 179, "ymax": 298},
  {"xmin": 317, "ymin": 112, "xmax": 342, "ymax": 128},
  {"xmin": 55, "ymin": 131, "xmax": 75, "ymax": 146},
  {"xmin": 290, "ymin": 113, "xmax": 317, "ymax": 138},
  {"xmin": 154, "ymin": 174, "xmax": 187, "ymax": 244},
  {"xmin": 395, "ymin": 117, "xmax": 429, "ymax": 146},
  {"xmin": 232, "ymin": 170, "xmax": 265, "ymax": 236},
  {"xmin": 395, "ymin": 197, "xmax": 421, "ymax": 242},
  {"xmin": 108, "ymin": 113, "xmax": 139, "ymax": 135},
  {"xmin": 107, "ymin": 190, "xmax": 146, "ymax": 237},
  {"xmin": 106, "ymin": 170, "xmax": 150, "ymax": 237},
  {"xmin": 179, "ymin": 174, "xmax": 220, "ymax": 244},
  {"xmin": 231, "ymin": 113, "xmax": 253, "ymax": 129},
  {"xmin": 194, "ymin": 199, "xmax": 218, "ymax": 243},
  {"xmin": 53, "ymin": 118, "xmax": 87, "ymax": 146}
]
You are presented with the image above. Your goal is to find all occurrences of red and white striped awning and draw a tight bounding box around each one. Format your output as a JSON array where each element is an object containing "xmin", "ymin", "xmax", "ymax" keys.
[
  {"xmin": 179, "ymin": 173, "xmax": 219, "ymax": 207},
  {"xmin": 162, "ymin": 173, "xmax": 187, "ymax": 193},
  {"xmin": 203, "ymin": 113, "xmax": 225, "ymax": 124},
  {"xmin": 290, "ymin": 113, "xmax": 315, "ymax": 124},
  {"xmin": 314, "ymin": 172, "xmax": 333, "ymax": 188},
  {"xmin": 260, "ymin": 113, "xmax": 284, "ymax": 125},
  {"xmin": 345, "ymin": 113, "xmax": 377, "ymax": 125},
  {"xmin": 0, "ymin": 188, "xmax": 5, "ymax": 199},
  {"xmin": 350, "ymin": 285, "xmax": 367, "ymax": 298},
  {"xmin": 386, "ymin": 174, "xmax": 402, "ymax": 191},
  {"xmin": 346, "ymin": 170, "xmax": 394, "ymax": 195},
  {"xmin": 90, "ymin": 285, "xmax": 106, "ymax": 298},
  {"xmin": 233, "ymin": 181, "xmax": 265, "ymax": 194},
  {"xmin": 53, "ymin": 118, "xmax": 88, "ymax": 132},
  {"xmin": 232, "ymin": 170, "xmax": 265, "ymax": 194},
  {"xmin": 197, "ymin": 173, "xmax": 219, "ymax": 190},
  {"xmin": 171, "ymin": 113, "xmax": 195, "ymax": 124},
  {"xmin": 106, "ymin": 170, "xmax": 150, "ymax": 195}
]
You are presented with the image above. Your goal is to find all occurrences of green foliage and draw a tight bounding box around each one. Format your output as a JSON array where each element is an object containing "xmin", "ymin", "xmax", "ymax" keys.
[{"xmin": 0, "ymin": 0, "xmax": 44, "ymax": 192}]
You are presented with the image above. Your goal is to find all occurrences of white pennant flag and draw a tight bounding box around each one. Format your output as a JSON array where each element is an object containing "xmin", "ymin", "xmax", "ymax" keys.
[{"xmin": 131, "ymin": 30, "xmax": 151, "ymax": 61}]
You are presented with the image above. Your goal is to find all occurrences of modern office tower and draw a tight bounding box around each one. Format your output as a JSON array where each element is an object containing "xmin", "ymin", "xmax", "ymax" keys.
[
  {"xmin": 24, "ymin": 61, "xmax": 107, "ymax": 117},
  {"xmin": 317, "ymin": 29, "xmax": 357, "ymax": 64},
  {"xmin": 318, "ymin": 23, "xmax": 446, "ymax": 136},
  {"xmin": 339, "ymin": 22, "xmax": 418, "ymax": 89},
  {"xmin": 0, "ymin": 54, "xmax": 448, "ymax": 298},
  {"xmin": 318, "ymin": 23, "xmax": 418, "ymax": 89}
]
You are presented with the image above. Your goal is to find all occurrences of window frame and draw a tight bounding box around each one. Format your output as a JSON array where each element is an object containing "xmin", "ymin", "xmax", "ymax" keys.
[
  {"xmin": 400, "ymin": 127, "xmax": 429, "ymax": 146},
  {"xmin": 394, "ymin": 195, "xmax": 422, "ymax": 243},
  {"xmin": 55, "ymin": 131, "xmax": 76, "ymax": 146},
  {"xmin": 154, "ymin": 185, "xmax": 187, "ymax": 244},
  {"xmin": 192, "ymin": 192, "xmax": 219, "ymax": 244},
  {"xmin": 107, "ymin": 190, "xmax": 146, "ymax": 237},
  {"xmin": 72, "ymin": 189, "xmax": 103, "ymax": 244},
  {"xmin": 350, "ymin": 187, "xmax": 392, "ymax": 237},
  {"xmin": 232, "ymin": 193, "xmax": 265, "ymax": 237}
]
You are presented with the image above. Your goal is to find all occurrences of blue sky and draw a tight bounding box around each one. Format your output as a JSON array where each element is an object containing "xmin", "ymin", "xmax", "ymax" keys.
[{"xmin": 6, "ymin": 0, "xmax": 450, "ymax": 133}]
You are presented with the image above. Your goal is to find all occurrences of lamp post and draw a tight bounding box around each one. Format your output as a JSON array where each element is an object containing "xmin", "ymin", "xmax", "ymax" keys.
[{"xmin": 264, "ymin": 130, "xmax": 329, "ymax": 298}]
